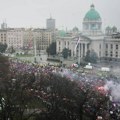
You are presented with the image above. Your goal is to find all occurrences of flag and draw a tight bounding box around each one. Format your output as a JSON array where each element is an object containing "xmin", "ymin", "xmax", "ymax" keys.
[{"xmin": 74, "ymin": 37, "xmax": 80, "ymax": 54}]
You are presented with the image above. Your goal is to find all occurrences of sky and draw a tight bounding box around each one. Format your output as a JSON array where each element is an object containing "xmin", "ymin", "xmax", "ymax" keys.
[{"xmin": 0, "ymin": 0, "xmax": 120, "ymax": 31}]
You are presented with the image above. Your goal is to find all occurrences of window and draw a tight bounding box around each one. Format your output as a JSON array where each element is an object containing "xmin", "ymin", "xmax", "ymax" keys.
[
  {"xmin": 59, "ymin": 47, "xmax": 60, "ymax": 51},
  {"xmin": 59, "ymin": 41, "xmax": 61, "ymax": 45},
  {"xmin": 99, "ymin": 51, "xmax": 101, "ymax": 57},
  {"xmin": 116, "ymin": 52, "xmax": 118, "ymax": 57},
  {"xmin": 110, "ymin": 51, "xmax": 113, "ymax": 57},
  {"xmin": 65, "ymin": 41, "xmax": 66, "ymax": 45},
  {"xmin": 111, "ymin": 44, "xmax": 113, "ymax": 49},
  {"xmin": 68, "ymin": 42, "xmax": 69, "ymax": 46},
  {"xmin": 99, "ymin": 44, "xmax": 101, "ymax": 49},
  {"xmin": 85, "ymin": 24, "xmax": 88, "ymax": 30},
  {"xmin": 105, "ymin": 51, "xmax": 108, "ymax": 56},
  {"xmin": 91, "ymin": 24, "xmax": 96, "ymax": 30},
  {"xmin": 106, "ymin": 44, "xmax": 108, "ymax": 49},
  {"xmin": 98, "ymin": 25, "xmax": 101, "ymax": 29},
  {"xmin": 116, "ymin": 44, "xmax": 118, "ymax": 49}
]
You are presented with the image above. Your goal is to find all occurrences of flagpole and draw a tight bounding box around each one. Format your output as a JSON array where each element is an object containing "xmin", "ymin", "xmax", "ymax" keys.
[
  {"xmin": 78, "ymin": 43, "xmax": 80, "ymax": 65},
  {"xmin": 74, "ymin": 37, "xmax": 81, "ymax": 65}
]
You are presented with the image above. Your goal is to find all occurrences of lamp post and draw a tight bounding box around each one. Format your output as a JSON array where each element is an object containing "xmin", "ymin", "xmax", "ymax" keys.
[
  {"xmin": 34, "ymin": 36, "xmax": 37, "ymax": 63},
  {"xmin": 77, "ymin": 43, "xmax": 80, "ymax": 65},
  {"xmin": 60, "ymin": 55, "xmax": 64, "ymax": 67}
]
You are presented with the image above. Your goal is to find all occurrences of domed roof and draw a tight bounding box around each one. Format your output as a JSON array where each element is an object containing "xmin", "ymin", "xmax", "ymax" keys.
[
  {"xmin": 58, "ymin": 30, "xmax": 66, "ymax": 37},
  {"xmin": 73, "ymin": 26, "xmax": 79, "ymax": 32},
  {"xmin": 105, "ymin": 26, "xmax": 111, "ymax": 31},
  {"xmin": 84, "ymin": 4, "xmax": 101, "ymax": 21}
]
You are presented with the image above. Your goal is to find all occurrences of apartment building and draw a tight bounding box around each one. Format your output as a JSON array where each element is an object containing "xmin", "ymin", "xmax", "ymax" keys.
[{"xmin": 7, "ymin": 28, "xmax": 25, "ymax": 49}]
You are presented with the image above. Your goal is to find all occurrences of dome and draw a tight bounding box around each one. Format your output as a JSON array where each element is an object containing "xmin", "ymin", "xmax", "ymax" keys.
[
  {"xmin": 84, "ymin": 4, "xmax": 101, "ymax": 21},
  {"xmin": 112, "ymin": 26, "xmax": 117, "ymax": 33},
  {"xmin": 106, "ymin": 26, "xmax": 111, "ymax": 30},
  {"xmin": 58, "ymin": 30, "xmax": 66, "ymax": 37},
  {"xmin": 73, "ymin": 26, "xmax": 79, "ymax": 32}
]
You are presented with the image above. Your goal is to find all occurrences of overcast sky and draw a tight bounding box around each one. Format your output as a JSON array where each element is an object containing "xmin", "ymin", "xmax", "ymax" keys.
[{"xmin": 0, "ymin": 0, "xmax": 120, "ymax": 31}]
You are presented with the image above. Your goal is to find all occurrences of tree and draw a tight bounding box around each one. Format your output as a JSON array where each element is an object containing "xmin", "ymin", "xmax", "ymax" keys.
[
  {"xmin": 62, "ymin": 48, "xmax": 70, "ymax": 59},
  {"xmin": 0, "ymin": 55, "xmax": 110, "ymax": 120},
  {"xmin": 7, "ymin": 46, "xmax": 15, "ymax": 54},
  {"xmin": 0, "ymin": 54, "xmax": 9, "ymax": 77},
  {"xmin": 34, "ymin": 73, "xmax": 83, "ymax": 120},
  {"xmin": 0, "ymin": 43, "xmax": 7, "ymax": 53},
  {"xmin": 46, "ymin": 42, "xmax": 56, "ymax": 56},
  {"xmin": 84, "ymin": 50, "xmax": 98, "ymax": 63},
  {"xmin": 0, "ymin": 55, "xmax": 42, "ymax": 120}
]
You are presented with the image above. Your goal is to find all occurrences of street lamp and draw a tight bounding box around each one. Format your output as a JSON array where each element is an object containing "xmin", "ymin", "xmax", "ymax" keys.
[
  {"xmin": 34, "ymin": 36, "xmax": 37, "ymax": 63},
  {"xmin": 60, "ymin": 55, "xmax": 64, "ymax": 67}
]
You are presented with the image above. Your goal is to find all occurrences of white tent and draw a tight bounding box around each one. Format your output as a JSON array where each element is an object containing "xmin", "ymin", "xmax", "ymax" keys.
[
  {"xmin": 101, "ymin": 67, "xmax": 110, "ymax": 72},
  {"xmin": 84, "ymin": 65, "xmax": 93, "ymax": 69}
]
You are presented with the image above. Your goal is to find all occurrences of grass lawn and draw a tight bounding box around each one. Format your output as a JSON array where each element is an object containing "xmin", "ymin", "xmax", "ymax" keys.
[{"xmin": 16, "ymin": 54, "xmax": 34, "ymax": 57}]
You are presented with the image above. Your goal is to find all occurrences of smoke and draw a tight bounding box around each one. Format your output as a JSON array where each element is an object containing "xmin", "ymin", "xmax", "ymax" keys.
[
  {"xmin": 60, "ymin": 69, "xmax": 79, "ymax": 81},
  {"xmin": 104, "ymin": 81, "xmax": 120, "ymax": 102},
  {"xmin": 59, "ymin": 68, "xmax": 120, "ymax": 102}
]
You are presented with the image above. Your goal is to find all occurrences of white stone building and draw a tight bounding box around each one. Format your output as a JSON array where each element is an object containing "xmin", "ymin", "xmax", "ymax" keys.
[{"xmin": 56, "ymin": 4, "xmax": 120, "ymax": 63}]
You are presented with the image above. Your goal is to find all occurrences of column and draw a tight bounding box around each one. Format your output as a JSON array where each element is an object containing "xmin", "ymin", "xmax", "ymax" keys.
[
  {"xmin": 72, "ymin": 43, "xmax": 74, "ymax": 57},
  {"xmin": 85, "ymin": 43, "xmax": 87, "ymax": 56},
  {"xmin": 80, "ymin": 43, "xmax": 81, "ymax": 57},
  {"xmin": 108, "ymin": 44, "xmax": 110, "ymax": 58},
  {"xmin": 113, "ymin": 44, "xmax": 115, "ymax": 58},
  {"xmin": 83, "ymin": 43, "xmax": 85, "ymax": 57}
]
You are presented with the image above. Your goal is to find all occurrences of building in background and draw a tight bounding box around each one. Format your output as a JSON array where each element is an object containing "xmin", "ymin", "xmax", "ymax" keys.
[
  {"xmin": 7, "ymin": 28, "xmax": 25, "ymax": 49},
  {"xmin": 0, "ymin": 22, "xmax": 7, "ymax": 44},
  {"xmin": 56, "ymin": 4, "xmax": 120, "ymax": 63},
  {"xmin": 0, "ymin": 29, "xmax": 7, "ymax": 44},
  {"xmin": 104, "ymin": 27, "xmax": 120, "ymax": 61},
  {"xmin": 0, "ymin": 4, "xmax": 119, "ymax": 62},
  {"xmin": 46, "ymin": 17, "xmax": 55, "ymax": 30},
  {"xmin": 23, "ymin": 28, "xmax": 33, "ymax": 50},
  {"xmin": 33, "ymin": 28, "xmax": 53, "ymax": 55},
  {"xmin": 82, "ymin": 4, "xmax": 102, "ymax": 36},
  {"xmin": 1, "ymin": 22, "xmax": 7, "ymax": 30}
]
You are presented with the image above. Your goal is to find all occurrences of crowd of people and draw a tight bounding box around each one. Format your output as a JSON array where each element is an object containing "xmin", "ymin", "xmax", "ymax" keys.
[{"xmin": 7, "ymin": 57, "xmax": 120, "ymax": 120}]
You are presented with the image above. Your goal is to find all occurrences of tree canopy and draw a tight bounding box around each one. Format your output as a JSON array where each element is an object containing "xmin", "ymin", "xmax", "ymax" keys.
[
  {"xmin": 84, "ymin": 50, "xmax": 98, "ymax": 63},
  {"xmin": 62, "ymin": 48, "xmax": 71, "ymax": 59},
  {"xmin": 0, "ymin": 56, "xmax": 111, "ymax": 120},
  {"xmin": 0, "ymin": 43, "xmax": 7, "ymax": 53},
  {"xmin": 46, "ymin": 42, "xmax": 56, "ymax": 55}
]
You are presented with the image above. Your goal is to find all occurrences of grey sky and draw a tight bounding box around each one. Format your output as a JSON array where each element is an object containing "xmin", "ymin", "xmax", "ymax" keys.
[{"xmin": 0, "ymin": 0, "xmax": 120, "ymax": 31}]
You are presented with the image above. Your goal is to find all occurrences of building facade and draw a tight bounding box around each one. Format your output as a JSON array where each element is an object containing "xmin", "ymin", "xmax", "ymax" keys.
[
  {"xmin": 33, "ymin": 28, "xmax": 53, "ymax": 54},
  {"xmin": 0, "ymin": 22, "xmax": 7, "ymax": 44},
  {"xmin": 56, "ymin": 4, "xmax": 120, "ymax": 63},
  {"xmin": 0, "ymin": 29, "xmax": 7, "ymax": 44},
  {"xmin": 7, "ymin": 28, "xmax": 25, "ymax": 49},
  {"xmin": 23, "ymin": 28, "xmax": 33, "ymax": 49},
  {"xmin": 46, "ymin": 17, "xmax": 55, "ymax": 30}
]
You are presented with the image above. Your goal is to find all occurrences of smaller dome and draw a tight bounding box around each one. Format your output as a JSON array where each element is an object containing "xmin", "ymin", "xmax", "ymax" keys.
[
  {"xmin": 58, "ymin": 30, "xmax": 66, "ymax": 37},
  {"xmin": 84, "ymin": 4, "xmax": 101, "ymax": 21},
  {"xmin": 106, "ymin": 26, "xmax": 111, "ymax": 30},
  {"xmin": 72, "ymin": 26, "xmax": 79, "ymax": 32},
  {"xmin": 112, "ymin": 26, "xmax": 117, "ymax": 32}
]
